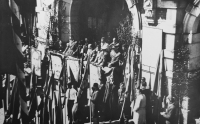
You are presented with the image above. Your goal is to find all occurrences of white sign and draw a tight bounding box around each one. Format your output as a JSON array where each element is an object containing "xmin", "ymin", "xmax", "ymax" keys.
[{"xmin": 31, "ymin": 48, "xmax": 42, "ymax": 76}]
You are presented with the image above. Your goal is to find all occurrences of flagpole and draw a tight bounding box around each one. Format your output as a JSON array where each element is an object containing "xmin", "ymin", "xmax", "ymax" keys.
[{"xmin": 88, "ymin": 56, "xmax": 92, "ymax": 124}]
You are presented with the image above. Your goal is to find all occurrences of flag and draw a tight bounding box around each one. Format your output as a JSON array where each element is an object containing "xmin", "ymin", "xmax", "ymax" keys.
[
  {"xmin": 28, "ymin": 89, "xmax": 38, "ymax": 121},
  {"xmin": 28, "ymin": 68, "xmax": 38, "ymax": 121},
  {"xmin": 69, "ymin": 67, "xmax": 76, "ymax": 86},
  {"xmin": 153, "ymin": 50, "xmax": 165, "ymax": 97},
  {"xmin": 152, "ymin": 50, "xmax": 166, "ymax": 124},
  {"xmin": 124, "ymin": 46, "xmax": 132, "ymax": 96},
  {"xmin": 46, "ymin": 73, "xmax": 55, "ymax": 124},
  {"xmin": 130, "ymin": 46, "xmax": 136, "ymax": 102},
  {"xmin": 43, "ymin": 66, "xmax": 50, "ymax": 96},
  {"xmin": 55, "ymin": 85, "xmax": 63, "ymax": 124},
  {"xmin": 0, "ymin": 0, "xmax": 23, "ymax": 74},
  {"xmin": 0, "ymin": 76, "xmax": 2, "ymax": 108},
  {"xmin": 59, "ymin": 59, "xmax": 68, "ymax": 93},
  {"xmin": 80, "ymin": 56, "xmax": 90, "ymax": 90},
  {"xmin": 5, "ymin": 74, "xmax": 11, "ymax": 112},
  {"xmin": 30, "ymin": 67, "xmax": 37, "ymax": 94},
  {"xmin": 8, "ymin": 0, "xmax": 29, "ymax": 117},
  {"xmin": 5, "ymin": 78, "xmax": 20, "ymax": 124},
  {"xmin": 136, "ymin": 53, "xmax": 142, "ymax": 89}
]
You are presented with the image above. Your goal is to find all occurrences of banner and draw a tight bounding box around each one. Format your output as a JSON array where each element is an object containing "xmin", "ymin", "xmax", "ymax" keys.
[
  {"xmin": 37, "ymin": 41, "xmax": 46, "ymax": 60},
  {"xmin": 50, "ymin": 53, "xmax": 63, "ymax": 79},
  {"xmin": 67, "ymin": 59, "xmax": 80, "ymax": 82},
  {"xmin": 90, "ymin": 64, "xmax": 101, "ymax": 87},
  {"xmin": 31, "ymin": 47, "xmax": 42, "ymax": 76}
]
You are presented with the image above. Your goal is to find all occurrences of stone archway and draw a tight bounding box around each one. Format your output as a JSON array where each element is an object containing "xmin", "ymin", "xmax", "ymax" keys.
[
  {"xmin": 62, "ymin": 0, "xmax": 142, "ymax": 41},
  {"xmin": 60, "ymin": 0, "xmax": 83, "ymax": 42}
]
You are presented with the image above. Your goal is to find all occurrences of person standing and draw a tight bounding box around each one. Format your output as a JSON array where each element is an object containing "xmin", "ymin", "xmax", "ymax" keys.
[
  {"xmin": 100, "ymin": 37, "xmax": 109, "ymax": 50},
  {"xmin": 66, "ymin": 84, "xmax": 77, "ymax": 124},
  {"xmin": 118, "ymin": 83, "xmax": 130, "ymax": 124},
  {"xmin": 131, "ymin": 88, "xmax": 146, "ymax": 124},
  {"xmin": 89, "ymin": 83, "xmax": 99, "ymax": 124},
  {"xmin": 140, "ymin": 77, "xmax": 152, "ymax": 124},
  {"xmin": 108, "ymin": 44, "xmax": 121, "ymax": 68},
  {"xmin": 160, "ymin": 96, "xmax": 176, "ymax": 124}
]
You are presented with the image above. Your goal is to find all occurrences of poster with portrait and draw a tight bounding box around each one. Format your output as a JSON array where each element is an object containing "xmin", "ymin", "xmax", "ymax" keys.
[
  {"xmin": 31, "ymin": 47, "xmax": 42, "ymax": 76},
  {"xmin": 37, "ymin": 40, "xmax": 46, "ymax": 60},
  {"xmin": 50, "ymin": 53, "xmax": 63, "ymax": 79}
]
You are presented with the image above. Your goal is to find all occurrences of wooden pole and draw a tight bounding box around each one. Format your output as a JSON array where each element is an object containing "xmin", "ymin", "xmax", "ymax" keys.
[{"xmin": 88, "ymin": 56, "xmax": 92, "ymax": 124}]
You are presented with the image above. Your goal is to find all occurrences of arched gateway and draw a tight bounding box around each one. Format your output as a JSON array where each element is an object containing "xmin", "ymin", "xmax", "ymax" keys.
[{"xmin": 61, "ymin": 0, "xmax": 142, "ymax": 42}]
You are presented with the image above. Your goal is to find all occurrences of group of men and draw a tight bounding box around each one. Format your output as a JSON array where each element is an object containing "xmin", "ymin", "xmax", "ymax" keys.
[
  {"xmin": 48, "ymin": 36, "xmax": 127, "ymax": 69},
  {"xmin": 21, "ymin": 35, "xmax": 177, "ymax": 124},
  {"xmin": 48, "ymin": 36, "xmax": 177, "ymax": 124},
  {"xmin": 60, "ymin": 36, "xmax": 127, "ymax": 124}
]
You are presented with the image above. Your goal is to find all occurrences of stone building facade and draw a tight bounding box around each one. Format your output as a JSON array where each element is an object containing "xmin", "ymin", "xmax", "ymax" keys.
[{"xmin": 35, "ymin": 0, "xmax": 200, "ymax": 123}]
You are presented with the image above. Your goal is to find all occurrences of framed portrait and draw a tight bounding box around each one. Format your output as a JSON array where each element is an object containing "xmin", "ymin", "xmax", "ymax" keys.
[
  {"xmin": 31, "ymin": 47, "xmax": 42, "ymax": 76},
  {"xmin": 50, "ymin": 52, "xmax": 64, "ymax": 79}
]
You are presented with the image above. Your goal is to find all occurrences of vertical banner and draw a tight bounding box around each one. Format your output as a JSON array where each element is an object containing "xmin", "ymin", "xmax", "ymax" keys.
[
  {"xmin": 89, "ymin": 64, "xmax": 101, "ymax": 87},
  {"xmin": 66, "ymin": 59, "xmax": 80, "ymax": 83},
  {"xmin": 50, "ymin": 53, "xmax": 63, "ymax": 79},
  {"xmin": 31, "ymin": 47, "xmax": 42, "ymax": 76},
  {"xmin": 37, "ymin": 41, "xmax": 46, "ymax": 60}
]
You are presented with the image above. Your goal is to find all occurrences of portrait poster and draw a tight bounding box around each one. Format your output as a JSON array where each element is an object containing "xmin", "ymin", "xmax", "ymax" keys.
[
  {"xmin": 50, "ymin": 53, "xmax": 63, "ymax": 79},
  {"xmin": 31, "ymin": 47, "xmax": 42, "ymax": 76}
]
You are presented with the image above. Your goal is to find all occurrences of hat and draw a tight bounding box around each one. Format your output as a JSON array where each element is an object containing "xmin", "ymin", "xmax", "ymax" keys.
[
  {"xmin": 101, "ymin": 44, "xmax": 109, "ymax": 50},
  {"xmin": 88, "ymin": 44, "xmax": 92, "ymax": 49},
  {"xmin": 92, "ymin": 83, "xmax": 99, "ymax": 89},
  {"xmin": 111, "ymin": 43, "xmax": 120, "ymax": 49},
  {"xmin": 167, "ymin": 95, "xmax": 175, "ymax": 103},
  {"xmin": 142, "ymin": 77, "xmax": 146, "ymax": 80}
]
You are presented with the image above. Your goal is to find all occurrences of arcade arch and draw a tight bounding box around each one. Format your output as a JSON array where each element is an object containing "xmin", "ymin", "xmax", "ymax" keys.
[{"xmin": 61, "ymin": 0, "xmax": 141, "ymax": 42}]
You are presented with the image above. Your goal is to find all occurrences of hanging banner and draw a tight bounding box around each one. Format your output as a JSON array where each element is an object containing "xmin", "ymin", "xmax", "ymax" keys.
[
  {"xmin": 50, "ymin": 53, "xmax": 63, "ymax": 79},
  {"xmin": 37, "ymin": 41, "xmax": 46, "ymax": 60},
  {"xmin": 67, "ymin": 58, "xmax": 80, "ymax": 82},
  {"xmin": 90, "ymin": 64, "xmax": 101, "ymax": 87},
  {"xmin": 31, "ymin": 47, "xmax": 42, "ymax": 76}
]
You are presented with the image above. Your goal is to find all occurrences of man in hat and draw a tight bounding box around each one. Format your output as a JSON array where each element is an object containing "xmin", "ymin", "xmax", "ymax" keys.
[
  {"xmin": 90, "ymin": 45, "xmax": 101, "ymax": 62},
  {"xmin": 118, "ymin": 83, "xmax": 130, "ymax": 124},
  {"xmin": 63, "ymin": 36, "xmax": 78, "ymax": 57},
  {"xmin": 109, "ymin": 37, "xmax": 118, "ymax": 48},
  {"xmin": 100, "ymin": 37, "xmax": 109, "ymax": 50},
  {"xmin": 84, "ymin": 44, "xmax": 93, "ymax": 60},
  {"xmin": 108, "ymin": 43, "xmax": 121, "ymax": 68},
  {"xmin": 93, "ymin": 45, "xmax": 109, "ymax": 67},
  {"xmin": 55, "ymin": 40, "xmax": 65, "ymax": 53},
  {"xmin": 160, "ymin": 95, "xmax": 176, "ymax": 124},
  {"xmin": 140, "ymin": 77, "xmax": 152, "ymax": 124},
  {"xmin": 140, "ymin": 77, "xmax": 147, "ymax": 90},
  {"xmin": 89, "ymin": 83, "xmax": 99, "ymax": 124}
]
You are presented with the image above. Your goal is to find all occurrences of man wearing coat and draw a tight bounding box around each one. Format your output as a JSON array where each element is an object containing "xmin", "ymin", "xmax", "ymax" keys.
[
  {"xmin": 89, "ymin": 83, "xmax": 99, "ymax": 124},
  {"xmin": 160, "ymin": 95, "xmax": 176, "ymax": 124}
]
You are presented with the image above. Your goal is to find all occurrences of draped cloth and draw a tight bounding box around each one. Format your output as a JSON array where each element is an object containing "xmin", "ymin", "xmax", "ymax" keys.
[{"xmin": 132, "ymin": 94, "xmax": 146, "ymax": 124}]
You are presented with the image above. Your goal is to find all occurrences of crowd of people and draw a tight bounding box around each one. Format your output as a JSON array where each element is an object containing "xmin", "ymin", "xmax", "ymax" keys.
[
  {"xmin": 19, "ymin": 35, "xmax": 177, "ymax": 124},
  {"xmin": 46, "ymin": 36, "xmax": 127, "ymax": 69}
]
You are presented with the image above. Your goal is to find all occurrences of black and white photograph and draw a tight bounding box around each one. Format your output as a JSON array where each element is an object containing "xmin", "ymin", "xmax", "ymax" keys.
[{"xmin": 1, "ymin": 0, "xmax": 200, "ymax": 124}]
